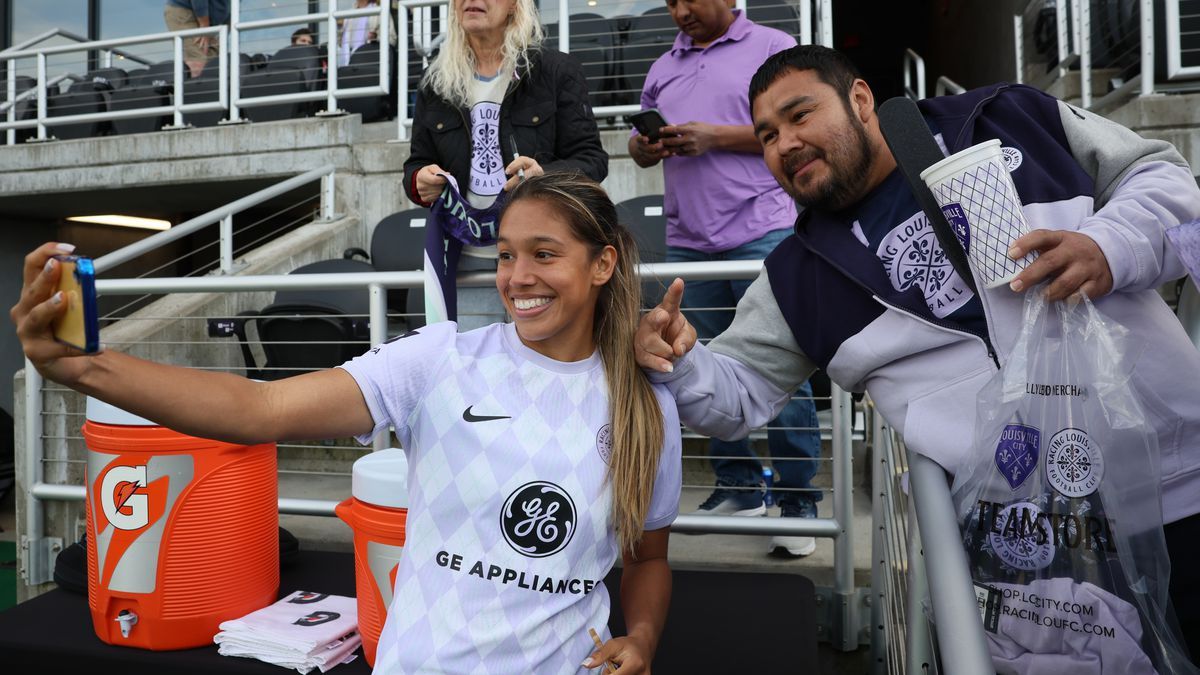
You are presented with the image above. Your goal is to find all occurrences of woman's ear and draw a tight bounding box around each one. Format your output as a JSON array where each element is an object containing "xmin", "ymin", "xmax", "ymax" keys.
[{"xmin": 592, "ymin": 245, "xmax": 617, "ymax": 287}]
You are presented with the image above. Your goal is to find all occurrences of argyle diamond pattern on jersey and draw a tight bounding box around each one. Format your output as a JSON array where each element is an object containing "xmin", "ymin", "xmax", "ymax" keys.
[{"xmin": 343, "ymin": 323, "xmax": 682, "ymax": 674}]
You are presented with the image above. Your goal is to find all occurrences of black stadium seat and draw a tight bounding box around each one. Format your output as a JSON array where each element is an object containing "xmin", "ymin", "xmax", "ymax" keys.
[
  {"xmin": 345, "ymin": 208, "xmax": 430, "ymax": 328},
  {"xmin": 225, "ymin": 259, "xmax": 375, "ymax": 381},
  {"xmin": 616, "ymin": 194, "xmax": 667, "ymax": 263},
  {"xmin": 546, "ymin": 13, "xmax": 617, "ymax": 109},
  {"xmin": 182, "ymin": 75, "xmax": 224, "ymax": 127},
  {"xmin": 616, "ymin": 195, "xmax": 668, "ymax": 306},
  {"xmin": 618, "ymin": 6, "xmax": 678, "ymax": 106},
  {"xmin": 48, "ymin": 68, "xmax": 128, "ymax": 139},
  {"xmin": 109, "ymin": 61, "xmax": 176, "ymax": 135},
  {"xmin": 3, "ymin": 75, "xmax": 38, "ymax": 142},
  {"xmin": 746, "ymin": 0, "xmax": 801, "ymax": 37},
  {"xmin": 267, "ymin": 44, "xmax": 322, "ymax": 90},
  {"xmin": 340, "ymin": 41, "xmax": 388, "ymax": 122},
  {"xmin": 240, "ymin": 68, "xmax": 309, "ymax": 122}
]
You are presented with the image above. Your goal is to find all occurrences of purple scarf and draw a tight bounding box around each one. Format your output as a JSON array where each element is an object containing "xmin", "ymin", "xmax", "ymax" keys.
[{"xmin": 423, "ymin": 174, "xmax": 506, "ymax": 323}]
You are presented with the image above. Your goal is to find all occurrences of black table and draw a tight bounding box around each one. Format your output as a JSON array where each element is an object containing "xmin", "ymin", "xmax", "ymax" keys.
[{"xmin": 0, "ymin": 550, "xmax": 818, "ymax": 673}]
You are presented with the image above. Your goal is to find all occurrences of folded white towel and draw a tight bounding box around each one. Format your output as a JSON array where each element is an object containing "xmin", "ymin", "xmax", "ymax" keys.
[{"xmin": 214, "ymin": 590, "xmax": 361, "ymax": 674}]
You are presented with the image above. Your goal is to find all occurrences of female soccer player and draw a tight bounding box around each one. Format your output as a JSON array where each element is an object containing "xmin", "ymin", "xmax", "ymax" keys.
[{"xmin": 12, "ymin": 172, "xmax": 679, "ymax": 674}]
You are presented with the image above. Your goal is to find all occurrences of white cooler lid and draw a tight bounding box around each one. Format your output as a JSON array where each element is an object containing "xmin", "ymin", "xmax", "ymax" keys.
[
  {"xmin": 86, "ymin": 396, "xmax": 156, "ymax": 426},
  {"xmin": 352, "ymin": 447, "xmax": 410, "ymax": 508}
]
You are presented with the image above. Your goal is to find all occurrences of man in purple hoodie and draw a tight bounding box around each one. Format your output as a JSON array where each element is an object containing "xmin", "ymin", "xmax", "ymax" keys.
[{"xmin": 637, "ymin": 45, "xmax": 1200, "ymax": 662}]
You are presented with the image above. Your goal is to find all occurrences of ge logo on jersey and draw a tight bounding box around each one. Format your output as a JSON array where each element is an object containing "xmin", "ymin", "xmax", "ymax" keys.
[{"xmin": 501, "ymin": 481, "xmax": 577, "ymax": 558}]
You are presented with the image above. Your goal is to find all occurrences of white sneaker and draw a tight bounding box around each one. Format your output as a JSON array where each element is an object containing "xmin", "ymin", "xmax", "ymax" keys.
[{"xmin": 768, "ymin": 535, "xmax": 816, "ymax": 557}]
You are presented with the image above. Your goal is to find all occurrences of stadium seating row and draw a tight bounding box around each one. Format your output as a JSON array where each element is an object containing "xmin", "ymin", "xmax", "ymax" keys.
[
  {"xmin": 216, "ymin": 195, "xmax": 667, "ymax": 380},
  {"xmin": 3, "ymin": 2, "xmax": 802, "ymax": 138},
  {"xmin": 4, "ymin": 41, "xmax": 389, "ymax": 139}
]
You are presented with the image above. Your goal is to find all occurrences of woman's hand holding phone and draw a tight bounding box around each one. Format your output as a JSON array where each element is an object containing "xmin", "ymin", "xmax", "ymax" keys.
[{"xmin": 11, "ymin": 243, "xmax": 100, "ymax": 386}]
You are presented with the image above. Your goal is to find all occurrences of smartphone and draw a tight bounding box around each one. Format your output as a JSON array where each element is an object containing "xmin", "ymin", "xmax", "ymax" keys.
[
  {"xmin": 52, "ymin": 255, "xmax": 100, "ymax": 354},
  {"xmin": 627, "ymin": 108, "xmax": 670, "ymax": 143}
]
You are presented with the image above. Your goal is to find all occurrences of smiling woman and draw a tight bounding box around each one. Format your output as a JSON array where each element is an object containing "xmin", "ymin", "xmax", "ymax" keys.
[{"xmin": 11, "ymin": 171, "xmax": 679, "ymax": 675}]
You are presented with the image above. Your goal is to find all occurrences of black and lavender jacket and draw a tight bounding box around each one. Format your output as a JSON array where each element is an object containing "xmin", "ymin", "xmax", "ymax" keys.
[{"xmin": 653, "ymin": 84, "xmax": 1200, "ymax": 524}]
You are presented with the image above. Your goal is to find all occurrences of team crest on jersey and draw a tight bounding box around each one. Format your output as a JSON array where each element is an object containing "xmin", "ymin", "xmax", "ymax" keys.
[
  {"xmin": 1001, "ymin": 146, "xmax": 1023, "ymax": 172},
  {"xmin": 595, "ymin": 424, "xmax": 613, "ymax": 464},
  {"xmin": 500, "ymin": 481, "xmax": 576, "ymax": 558},
  {"xmin": 1046, "ymin": 428, "xmax": 1103, "ymax": 498},
  {"xmin": 877, "ymin": 212, "xmax": 974, "ymax": 318}
]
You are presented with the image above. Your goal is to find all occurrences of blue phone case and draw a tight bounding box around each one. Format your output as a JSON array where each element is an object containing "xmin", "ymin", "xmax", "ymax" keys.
[{"xmin": 53, "ymin": 255, "xmax": 99, "ymax": 353}]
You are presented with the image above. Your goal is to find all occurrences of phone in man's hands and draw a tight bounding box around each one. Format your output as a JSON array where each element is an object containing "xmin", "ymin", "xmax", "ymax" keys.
[
  {"xmin": 52, "ymin": 255, "xmax": 100, "ymax": 354},
  {"xmin": 627, "ymin": 108, "xmax": 670, "ymax": 143}
]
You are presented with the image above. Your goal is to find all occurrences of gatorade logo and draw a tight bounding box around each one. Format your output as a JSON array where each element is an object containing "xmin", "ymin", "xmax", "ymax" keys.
[
  {"xmin": 288, "ymin": 592, "xmax": 330, "ymax": 604},
  {"xmin": 294, "ymin": 611, "xmax": 341, "ymax": 627},
  {"xmin": 88, "ymin": 453, "xmax": 193, "ymax": 594},
  {"xmin": 100, "ymin": 465, "xmax": 149, "ymax": 531}
]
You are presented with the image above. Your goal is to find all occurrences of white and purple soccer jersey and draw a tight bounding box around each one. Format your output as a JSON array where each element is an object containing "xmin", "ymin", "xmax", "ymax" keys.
[{"xmin": 339, "ymin": 322, "xmax": 682, "ymax": 675}]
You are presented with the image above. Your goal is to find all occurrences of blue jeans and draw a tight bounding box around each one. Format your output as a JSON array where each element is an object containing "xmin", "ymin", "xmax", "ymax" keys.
[{"xmin": 668, "ymin": 228, "xmax": 822, "ymax": 507}]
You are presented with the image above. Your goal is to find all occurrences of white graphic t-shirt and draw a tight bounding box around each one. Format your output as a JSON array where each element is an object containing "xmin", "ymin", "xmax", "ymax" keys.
[
  {"xmin": 468, "ymin": 72, "xmax": 510, "ymax": 209},
  {"xmin": 339, "ymin": 322, "xmax": 683, "ymax": 674},
  {"xmin": 459, "ymin": 71, "xmax": 509, "ymax": 260}
]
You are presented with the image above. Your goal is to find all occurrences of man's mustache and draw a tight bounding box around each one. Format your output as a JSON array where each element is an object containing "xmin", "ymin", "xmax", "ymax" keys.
[{"xmin": 782, "ymin": 149, "xmax": 825, "ymax": 177}]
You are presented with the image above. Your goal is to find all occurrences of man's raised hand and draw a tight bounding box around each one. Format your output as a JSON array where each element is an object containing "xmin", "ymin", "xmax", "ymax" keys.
[{"xmin": 635, "ymin": 278, "xmax": 696, "ymax": 373}]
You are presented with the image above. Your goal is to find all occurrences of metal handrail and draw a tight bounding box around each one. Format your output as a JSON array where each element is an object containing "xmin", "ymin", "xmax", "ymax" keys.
[
  {"xmin": 93, "ymin": 164, "xmax": 336, "ymax": 275},
  {"xmin": 909, "ymin": 453, "xmax": 994, "ymax": 673},
  {"xmin": 1, "ymin": 27, "xmax": 152, "ymax": 66},
  {"xmin": 934, "ymin": 75, "xmax": 965, "ymax": 97},
  {"xmin": 1, "ymin": 25, "xmax": 228, "ymax": 141},
  {"xmin": 228, "ymin": 0, "xmax": 391, "ymax": 120},
  {"xmin": 904, "ymin": 48, "xmax": 926, "ymax": 100},
  {"xmin": 1016, "ymin": 0, "xmax": 1155, "ymax": 110}
]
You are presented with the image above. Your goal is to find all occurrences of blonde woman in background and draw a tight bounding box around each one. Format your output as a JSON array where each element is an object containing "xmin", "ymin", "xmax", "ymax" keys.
[{"xmin": 404, "ymin": 0, "xmax": 608, "ymax": 330}]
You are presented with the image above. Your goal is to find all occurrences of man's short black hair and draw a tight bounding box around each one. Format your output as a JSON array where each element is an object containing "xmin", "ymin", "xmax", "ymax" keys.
[
  {"xmin": 291, "ymin": 27, "xmax": 315, "ymax": 44},
  {"xmin": 748, "ymin": 45, "xmax": 863, "ymax": 111}
]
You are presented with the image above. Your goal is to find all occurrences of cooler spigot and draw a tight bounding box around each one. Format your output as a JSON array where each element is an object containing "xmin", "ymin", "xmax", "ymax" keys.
[{"xmin": 115, "ymin": 609, "xmax": 138, "ymax": 638}]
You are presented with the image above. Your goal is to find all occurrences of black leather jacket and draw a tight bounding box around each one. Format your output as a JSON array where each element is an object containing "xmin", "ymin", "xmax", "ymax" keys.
[{"xmin": 403, "ymin": 48, "xmax": 608, "ymax": 205}]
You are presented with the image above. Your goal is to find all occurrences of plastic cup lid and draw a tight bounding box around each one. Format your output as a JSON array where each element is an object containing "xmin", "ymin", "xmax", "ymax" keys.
[
  {"xmin": 352, "ymin": 448, "xmax": 410, "ymax": 508},
  {"xmin": 86, "ymin": 397, "xmax": 156, "ymax": 426},
  {"xmin": 919, "ymin": 138, "xmax": 1003, "ymax": 187}
]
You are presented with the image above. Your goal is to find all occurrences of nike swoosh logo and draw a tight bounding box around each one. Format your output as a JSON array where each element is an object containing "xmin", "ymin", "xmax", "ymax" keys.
[{"xmin": 463, "ymin": 405, "xmax": 511, "ymax": 423}]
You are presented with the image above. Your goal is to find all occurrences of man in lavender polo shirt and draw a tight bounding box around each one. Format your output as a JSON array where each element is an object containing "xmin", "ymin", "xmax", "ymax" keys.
[{"xmin": 629, "ymin": 0, "xmax": 822, "ymax": 557}]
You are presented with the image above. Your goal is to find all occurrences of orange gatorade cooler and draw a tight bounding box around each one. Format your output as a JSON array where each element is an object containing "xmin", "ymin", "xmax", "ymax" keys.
[
  {"xmin": 335, "ymin": 448, "xmax": 409, "ymax": 667},
  {"xmin": 82, "ymin": 397, "xmax": 279, "ymax": 650}
]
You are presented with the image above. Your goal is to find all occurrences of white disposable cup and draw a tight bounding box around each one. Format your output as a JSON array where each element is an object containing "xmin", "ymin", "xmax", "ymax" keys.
[{"xmin": 920, "ymin": 139, "xmax": 1037, "ymax": 289}]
